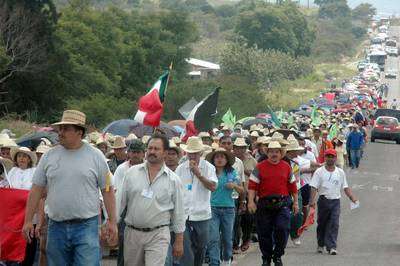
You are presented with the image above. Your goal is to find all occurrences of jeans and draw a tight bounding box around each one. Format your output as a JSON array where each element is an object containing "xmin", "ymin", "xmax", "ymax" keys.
[
  {"xmin": 176, "ymin": 219, "xmax": 210, "ymax": 266},
  {"xmin": 317, "ymin": 196, "xmax": 340, "ymax": 250},
  {"xmin": 207, "ymin": 207, "xmax": 235, "ymax": 266},
  {"xmin": 350, "ymin": 149, "xmax": 361, "ymax": 168},
  {"xmin": 46, "ymin": 216, "xmax": 100, "ymax": 266}
]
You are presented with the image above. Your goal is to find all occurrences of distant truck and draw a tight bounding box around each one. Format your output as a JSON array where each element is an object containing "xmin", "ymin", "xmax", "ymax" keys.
[{"xmin": 368, "ymin": 50, "xmax": 387, "ymax": 71}]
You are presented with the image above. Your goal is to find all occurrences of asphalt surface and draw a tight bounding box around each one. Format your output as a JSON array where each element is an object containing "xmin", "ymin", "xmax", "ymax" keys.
[{"xmin": 103, "ymin": 28, "xmax": 400, "ymax": 266}]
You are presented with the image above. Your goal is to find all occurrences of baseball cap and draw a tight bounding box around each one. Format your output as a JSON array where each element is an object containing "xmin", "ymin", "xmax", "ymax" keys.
[
  {"xmin": 324, "ymin": 149, "xmax": 337, "ymax": 157},
  {"xmin": 127, "ymin": 139, "xmax": 145, "ymax": 152}
]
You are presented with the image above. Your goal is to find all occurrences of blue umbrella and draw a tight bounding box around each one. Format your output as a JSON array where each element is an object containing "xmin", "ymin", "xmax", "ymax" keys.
[{"xmin": 102, "ymin": 119, "xmax": 139, "ymax": 137}]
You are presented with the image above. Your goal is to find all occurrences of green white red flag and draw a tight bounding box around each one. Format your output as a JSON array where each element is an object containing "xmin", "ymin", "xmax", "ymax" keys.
[{"xmin": 134, "ymin": 71, "xmax": 170, "ymax": 127}]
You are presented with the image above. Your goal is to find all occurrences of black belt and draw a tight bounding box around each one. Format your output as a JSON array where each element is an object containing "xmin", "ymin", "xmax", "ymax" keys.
[
  {"xmin": 54, "ymin": 216, "xmax": 96, "ymax": 224},
  {"xmin": 127, "ymin": 224, "xmax": 170, "ymax": 232}
]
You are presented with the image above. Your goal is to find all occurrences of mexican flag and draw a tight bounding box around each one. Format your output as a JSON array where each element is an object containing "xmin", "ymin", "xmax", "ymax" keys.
[
  {"xmin": 134, "ymin": 71, "xmax": 170, "ymax": 127},
  {"xmin": 183, "ymin": 88, "xmax": 220, "ymax": 141}
]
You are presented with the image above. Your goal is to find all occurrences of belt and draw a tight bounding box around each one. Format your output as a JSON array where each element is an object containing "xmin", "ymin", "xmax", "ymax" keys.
[
  {"xmin": 53, "ymin": 216, "xmax": 97, "ymax": 224},
  {"xmin": 127, "ymin": 224, "xmax": 170, "ymax": 232}
]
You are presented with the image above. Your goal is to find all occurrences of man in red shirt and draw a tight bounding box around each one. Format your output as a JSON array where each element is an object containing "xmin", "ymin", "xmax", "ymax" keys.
[{"xmin": 248, "ymin": 141, "xmax": 299, "ymax": 266}]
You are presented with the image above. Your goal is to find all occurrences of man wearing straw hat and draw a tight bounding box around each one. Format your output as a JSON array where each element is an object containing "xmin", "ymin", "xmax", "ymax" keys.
[
  {"xmin": 248, "ymin": 141, "xmax": 298, "ymax": 266},
  {"xmin": 175, "ymin": 136, "xmax": 218, "ymax": 266},
  {"xmin": 107, "ymin": 136, "xmax": 127, "ymax": 174},
  {"xmin": 22, "ymin": 110, "xmax": 118, "ymax": 266}
]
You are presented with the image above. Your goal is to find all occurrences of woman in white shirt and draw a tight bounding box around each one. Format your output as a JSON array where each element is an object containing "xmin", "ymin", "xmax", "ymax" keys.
[
  {"xmin": 7, "ymin": 146, "xmax": 37, "ymax": 266},
  {"xmin": 7, "ymin": 146, "xmax": 37, "ymax": 190},
  {"xmin": 0, "ymin": 156, "xmax": 13, "ymax": 187}
]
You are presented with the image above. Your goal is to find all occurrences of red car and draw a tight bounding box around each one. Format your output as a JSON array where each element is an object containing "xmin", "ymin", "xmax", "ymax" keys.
[{"xmin": 371, "ymin": 116, "xmax": 400, "ymax": 144}]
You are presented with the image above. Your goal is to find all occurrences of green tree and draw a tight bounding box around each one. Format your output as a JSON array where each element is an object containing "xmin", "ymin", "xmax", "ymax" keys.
[
  {"xmin": 352, "ymin": 3, "xmax": 376, "ymax": 22},
  {"xmin": 318, "ymin": 0, "xmax": 351, "ymax": 19}
]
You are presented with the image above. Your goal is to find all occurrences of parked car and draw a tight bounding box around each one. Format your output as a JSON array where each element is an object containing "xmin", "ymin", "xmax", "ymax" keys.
[{"xmin": 371, "ymin": 116, "xmax": 400, "ymax": 144}]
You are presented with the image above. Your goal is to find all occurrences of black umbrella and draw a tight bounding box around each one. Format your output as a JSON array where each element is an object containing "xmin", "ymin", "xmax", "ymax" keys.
[
  {"xmin": 129, "ymin": 122, "xmax": 179, "ymax": 139},
  {"xmin": 242, "ymin": 118, "xmax": 269, "ymax": 129},
  {"xmin": 17, "ymin": 131, "xmax": 59, "ymax": 150}
]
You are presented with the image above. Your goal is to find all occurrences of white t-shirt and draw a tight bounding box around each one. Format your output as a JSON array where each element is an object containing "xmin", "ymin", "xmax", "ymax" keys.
[
  {"xmin": 8, "ymin": 167, "xmax": 36, "ymax": 190},
  {"xmin": 294, "ymin": 156, "xmax": 312, "ymax": 186},
  {"xmin": 305, "ymin": 139, "xmax": 318, "ymax": 157},
  {"xmin": 175, "ymin": 158, "xmax": 218, "ymax": 221},
  {"xmin": 310, "ymin": 166, "xmax": 348, "ymax": 199}
]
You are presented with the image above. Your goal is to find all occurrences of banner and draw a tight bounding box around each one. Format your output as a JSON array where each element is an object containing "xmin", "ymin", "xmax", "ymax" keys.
[{"xmin": 0, "ymin": 188, "xmax": 29, "ymax": 262}]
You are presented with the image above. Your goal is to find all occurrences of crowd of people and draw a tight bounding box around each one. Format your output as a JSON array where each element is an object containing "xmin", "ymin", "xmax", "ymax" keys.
[{"xmin": 0, "ymin": 88, "xmax": 379, "ymax": 266}]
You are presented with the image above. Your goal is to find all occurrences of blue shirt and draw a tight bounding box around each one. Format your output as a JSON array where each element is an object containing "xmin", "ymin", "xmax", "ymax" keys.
[
  {"xmin": 211, "ymin": 170, "xmax": 239, "ymax": 208},
  {"xmin": 346, "ymin": 131, "xmax": 364, "ymax": 150}
]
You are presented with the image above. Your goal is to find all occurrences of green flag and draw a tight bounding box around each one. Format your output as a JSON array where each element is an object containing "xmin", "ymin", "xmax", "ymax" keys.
[
  {"xmin": 287, "ymin": 114, "xmax": 295, "ymax": 127},
  {"xmin": 222, "ymin": 108, "xmax": 236, "ymax": 128},
  {"xmin": 311, "ymin": 105, "xmax": 321, "ymax": 127},
  {"xmin": 328, "ymin": 124, "xmax": 338, "ymax": 140},
  {"xmin": 267, "ymin": 105, "xmax": 282, "ymax": 128}
]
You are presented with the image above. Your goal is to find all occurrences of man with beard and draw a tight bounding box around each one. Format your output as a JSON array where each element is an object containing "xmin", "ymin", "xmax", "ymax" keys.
[
  {"xmin": 248, "ymin": 141, "xmax": 298, "ymax": 266},
  {"xmin": 114, "ymin": 139, "xmax": 146, "ymax": 266},
  {"xmin": 119, "ymin": 134, "xmax": 185, "ymax": 265},
  {"xmin": 310, "ymin": 149, "xmax": 358, "ymax": 255}
]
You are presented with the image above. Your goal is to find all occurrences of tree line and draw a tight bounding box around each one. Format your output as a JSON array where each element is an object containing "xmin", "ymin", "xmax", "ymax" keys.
[{"xmin": 0, "ymin": 0, "xmax": 376, "ymax": 128}]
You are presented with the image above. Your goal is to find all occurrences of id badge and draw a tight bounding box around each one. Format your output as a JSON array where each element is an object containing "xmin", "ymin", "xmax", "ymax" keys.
[
  {"xmin": 187, "ymin": 184, "xmax": 192, "ymax": 191},
  {"xmin": 141, "ymin": 188, "xmax": 154, "ymax": 199}
]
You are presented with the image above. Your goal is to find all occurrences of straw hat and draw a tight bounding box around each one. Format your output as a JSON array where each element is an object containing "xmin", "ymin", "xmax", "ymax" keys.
[
  {"xmin": 268, "ymin": 132, "xmax": 289, "ymax": 145},
  {"xmin": 286, "ymin": 134, "xmax": 297, "ymax": 142},
  {"xmin": 198, "ymin": 132, "xmax": 211, "ymax": 138},
  {"xmin": 168, "ymin": 140, "xmax": 181, "ymax": 154},
  {"xmin": 96, "ymin": 137, "xmax": 108, "ymax": 146},
  {"xmin": 126, "ymin": 133, "xmax": 138, "ymax": 141},
  {"xmin": 11, "ymin": 146, "xmax": 37, "ymax": 166},
  {"xmin": 111, "ymin": 136, "xmax": 126, "ymax": 149},
  {"xmin": 233, "ymin": 138, "xmax": 248, "ymax": 147},
  {"xmin": 172, "ymin": 136, "xmax": 181, "ymax": 145},
  {"xmin": 142, "ymin": 135, "xmax": 151, "ymax": 144},
  {"xmin": 286, "ymin": 140, "xmax": 304, "ymax": 152},
  {"xmin": 221, "ymin": 125, "xmax": 232, "ymax": 131},
  {"xmin": 205, "ymin": 147, "xmax": 235, "ymax": 166},
  {"xmin": 1, "ymin": 138, "xmax": 18, "ymax": 148},
  {"xmin": 0, "ymin": 156, "xmax": 13, "ymax": 172},
  {"xmin": 250, "ymin": 131, "xmax": 260, "ymax": 137},
  {"xmin": 265, "ymin": 141, "xmax": 285, "ymax": 151},
  {"xmin": 202, "ymin": 145, "xmax": 213, "ymax": 157},
  {"xmin": 337, "ymin": 135, "xmax": 346, "ymax": 143},
  {"xmin": 180, "ymin": 137, "xmax": 204, "ymax": 153},
  {"xmin": 36, "ymin": 145, "xmax": 51, "ymax": 154},
  {"xmin": 52, "ymin": 110, "xmax": 86, "ymax": 128},
  {"xmin": 211, "ymin": 142, "xmax": 220, "ymax": 150},
  {"xmin": 249, "ymin": 124, "xmax": 261, "ymax": 132},
  {"xmin": 263, "ymin": 128, "xmax": 270, "ymax": 136},
  {"xmin": 256, "ymin": 136, "xmax": 271, "ymax": 145}
]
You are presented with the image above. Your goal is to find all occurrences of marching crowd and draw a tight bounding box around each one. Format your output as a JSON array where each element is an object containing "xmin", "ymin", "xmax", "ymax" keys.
[{"xmin": 0, "ymin": 94, "xmax": 375, "ymax": 266}]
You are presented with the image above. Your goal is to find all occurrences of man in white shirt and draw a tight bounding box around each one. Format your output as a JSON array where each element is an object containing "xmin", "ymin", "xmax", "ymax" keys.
[
  {"xmin": 310, "ymin": 149, "xmax": 357, "ymax": 255},
  {"xmin": 175, "ymin": 137, "xmax": 218, "ymax": 266},
  {"xmin": 114, "ymin": 139, "xmax": 145, "ymax": 266}
]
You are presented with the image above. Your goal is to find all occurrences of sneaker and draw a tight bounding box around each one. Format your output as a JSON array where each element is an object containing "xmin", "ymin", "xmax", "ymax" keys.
[
  {"xmin": 317, "ymin": 246, "xmax": 324, "ymax": 254},
  {"xmin": 273, "ymin": 257, "xmax": 283, "ymax": 266},
  {"xmin": 329, "ymin": 248, "xmax": 337, "ymax": 255},
  {"xmin": 292, "ymin": 238, "xmax": 301, "ymax": 246}
]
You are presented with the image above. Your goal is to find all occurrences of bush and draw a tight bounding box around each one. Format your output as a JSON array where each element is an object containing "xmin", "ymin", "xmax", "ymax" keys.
[{"xmin": 67, "ymin": 93, "xmax": 133, "ymax": 128}]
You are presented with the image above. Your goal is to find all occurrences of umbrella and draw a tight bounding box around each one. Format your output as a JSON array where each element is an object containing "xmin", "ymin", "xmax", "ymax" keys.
[
  {"xmin": 17, "ymin": 131, "xmax": 59, "ymax": 150},
  {"xmin": 168, "ymin": 120, "xmax": 186, "ymax": 128},
  {"xmin": 236, "ymin": 117, "xmax": 254, "ymax": 124},
  {"xmin": 103, "ymin": 119, "xmax": 139, "ymax": 137},
  {"xmin": 242, "ymin": 118, "xmax": 269, "ymax": 129},
  {"xmin": 103, "ymin": 119, "xmax": 179, "ymax": 138},
  {"xmin": 295, "ymin": 110, "xmax": 311, "ymax": 117},
  {"xmin": 129, "ymin": 122, "xmax": 179, "ymax": 139}
]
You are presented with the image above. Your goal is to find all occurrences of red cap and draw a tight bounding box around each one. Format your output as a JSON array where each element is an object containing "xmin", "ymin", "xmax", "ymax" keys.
[{"xmin": 324, "ymin": 149, "xmax": 337, "ymax": 157}]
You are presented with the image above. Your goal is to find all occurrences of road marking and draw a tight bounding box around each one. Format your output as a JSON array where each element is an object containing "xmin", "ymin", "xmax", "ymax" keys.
[
  {"xmin": 372, "ymin": 185, "xmax": 393, "ymax": 192},
  {"xmin": 352, "ymin": 181, "xmax": 372, "ymax": 190}
]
